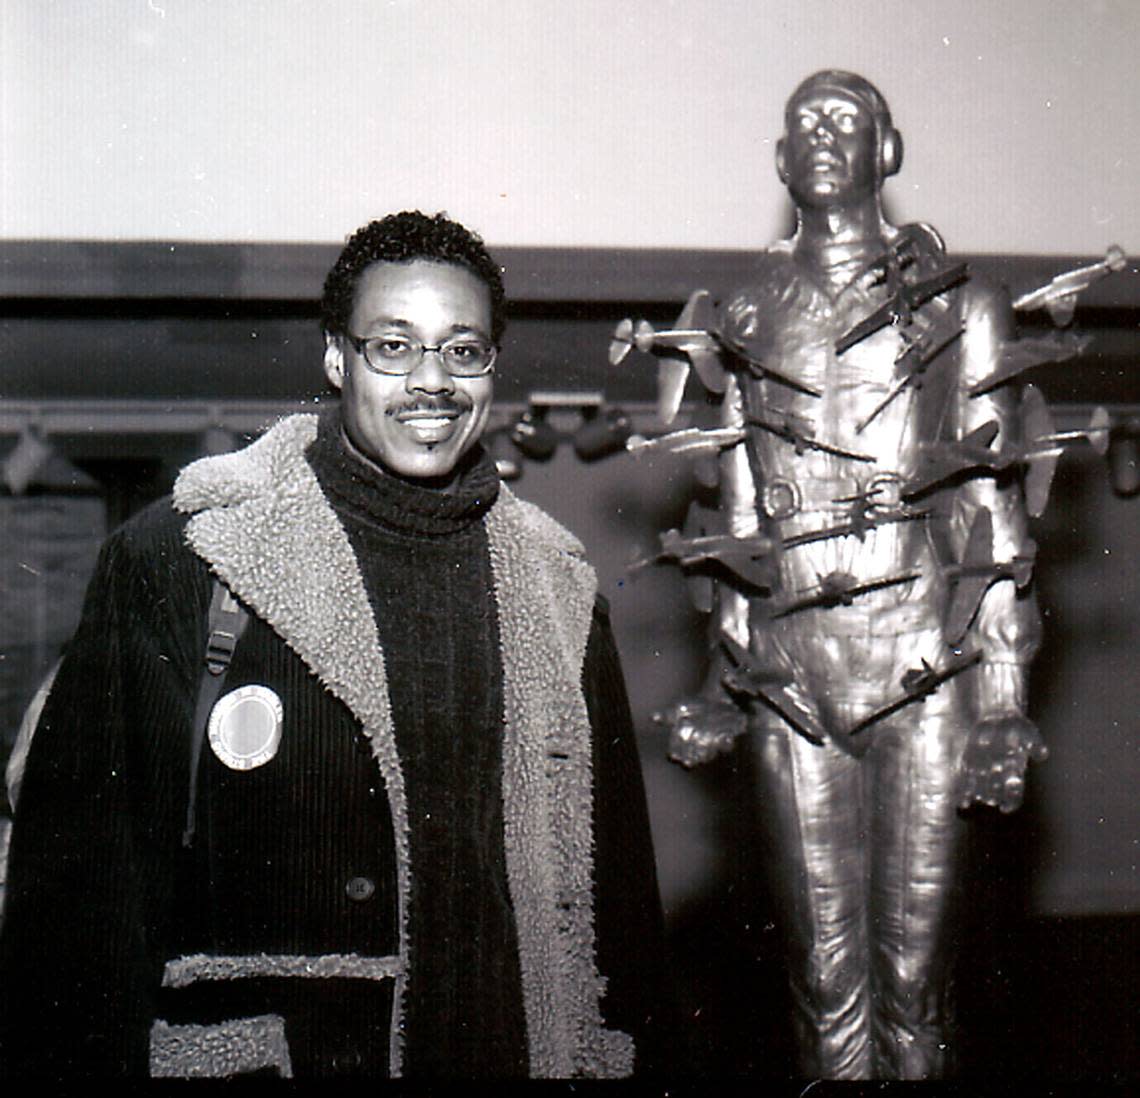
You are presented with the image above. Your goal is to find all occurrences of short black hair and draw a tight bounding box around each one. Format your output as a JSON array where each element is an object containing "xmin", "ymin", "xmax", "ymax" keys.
[{"xmin": 320, "ymin": 210, "xmax": 507, "ymax": 343}]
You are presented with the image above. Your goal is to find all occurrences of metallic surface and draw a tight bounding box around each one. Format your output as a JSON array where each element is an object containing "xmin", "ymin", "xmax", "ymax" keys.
[{"xmin": 654, "ymin": 71, "xmax": 1044, "ymax": 1079}]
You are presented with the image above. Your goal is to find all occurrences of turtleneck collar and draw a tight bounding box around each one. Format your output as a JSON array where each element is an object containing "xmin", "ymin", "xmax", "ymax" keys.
[{"xmin": 306, "ymin": 407, "xmax": 500, "ymax": 538}]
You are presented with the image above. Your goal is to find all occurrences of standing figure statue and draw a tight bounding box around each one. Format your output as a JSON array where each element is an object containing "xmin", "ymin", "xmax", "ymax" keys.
[{"xmin": 648, "ymin": 71, "xmax": 1053, "ymax": 1080}]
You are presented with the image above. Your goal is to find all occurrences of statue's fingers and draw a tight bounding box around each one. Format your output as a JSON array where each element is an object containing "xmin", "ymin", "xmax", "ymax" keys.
[{"xmin": 999, "ymin": 771, "xmax": 1025, "ymax": 813}]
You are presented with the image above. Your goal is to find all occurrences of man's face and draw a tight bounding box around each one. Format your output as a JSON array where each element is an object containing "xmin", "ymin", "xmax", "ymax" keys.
[
  {"xmin": 781, "ymin": 89, "xmax": 880, "ymax": 209},
  {"xmin": 325, "ymin": 259, "xmax": 495, "ymax": 480}
]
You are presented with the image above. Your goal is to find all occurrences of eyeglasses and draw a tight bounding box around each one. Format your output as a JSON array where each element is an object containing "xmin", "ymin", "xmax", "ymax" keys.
[{"xmin": 344, "ymin": 331, "xmax": 497, "ymax": 378}]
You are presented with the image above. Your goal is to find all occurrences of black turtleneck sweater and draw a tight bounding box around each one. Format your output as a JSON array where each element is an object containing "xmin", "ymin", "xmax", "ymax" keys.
[{"xmin": 305, "ymin": 417, "xmax": 528, "ymax": 1077}]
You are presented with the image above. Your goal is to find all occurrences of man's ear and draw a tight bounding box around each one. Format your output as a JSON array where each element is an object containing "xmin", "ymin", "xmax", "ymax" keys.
[
  {"xmin": 323, "ymin": 332, "xmax": 346, "ymax": 390},
  {"xmin": 775, "ymin": 137, "xmax": 788, "ymax": 184}
]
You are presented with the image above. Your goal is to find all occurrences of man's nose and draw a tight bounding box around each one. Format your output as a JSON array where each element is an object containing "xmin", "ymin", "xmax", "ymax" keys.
[{"xmin": 405, "ymin": 348, "xmax": 455, "ymax": 394}]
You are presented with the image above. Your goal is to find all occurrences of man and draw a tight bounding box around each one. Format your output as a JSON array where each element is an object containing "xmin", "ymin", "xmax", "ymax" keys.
[
  {"xmin": 0, "ymin": 211, "xmax": 665, "ymax": 1079},
  {"xmin": 656, "ymin": 72, "xmax": 1044, "ymax": 1078}
]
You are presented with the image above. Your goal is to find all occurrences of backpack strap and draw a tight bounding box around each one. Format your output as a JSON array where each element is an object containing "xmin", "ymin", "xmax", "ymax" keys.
[{"xmin": 182, "ymin": 579, "xmax": 250, "ymax": 847}]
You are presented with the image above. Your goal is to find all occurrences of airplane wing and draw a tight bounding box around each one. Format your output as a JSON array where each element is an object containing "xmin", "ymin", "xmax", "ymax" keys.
[
  {"xmin": 968, "ymin": 331, "xmax": 1093, "ymax": 397},
  {"xmin": 849, "ymin": 649, "xmax": 982, "ymax": 737},
  {"xmin": 943, "ymin": 508, "xmax": 995, "ymax": 644},
  {"xmin": 746, "ymin": 411, "xmax": 875, "ymax": 463},
  {"xmin": 719, "ymin": 633, "xmax": 793, "ymax": 696},
  {"xmin": 835, "ymin": 299, "xmax": 896, "ymax": 355},
  {"xmin": 836, "ymin": 262, "xmax": 968, "ymax": 355},
  {"xmin": 748, "ymin": 682, "xmax": 829, "ymax": 748},
  {"xmin": 856, "ymin": 319, "xmax": 964, "ymax": 433},
  {"xmin": 903, "ymin": 262, "xmax": 969, "ymax": 309},
  {"xmin": 625, "ymin": 425, "xmax": 746, "ymax": 458},
  {"xmin": 904, "ymin": 420, "xmax": 1001, "ymax": 499}
]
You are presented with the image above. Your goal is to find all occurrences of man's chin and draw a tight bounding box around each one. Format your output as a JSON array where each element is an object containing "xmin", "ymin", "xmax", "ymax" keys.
[{"xmin": 381, "ymin": 440, "xmax": 473, "ymax": 482}]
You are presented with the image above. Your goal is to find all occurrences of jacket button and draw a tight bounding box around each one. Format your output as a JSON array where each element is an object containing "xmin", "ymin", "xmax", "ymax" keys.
[{"xmin": 345, "ymin": 876, "xmax": 375, "ymax": 902}]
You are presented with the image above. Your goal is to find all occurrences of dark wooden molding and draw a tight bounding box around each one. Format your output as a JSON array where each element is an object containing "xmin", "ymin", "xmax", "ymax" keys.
[{"xmin": 1, "ymin": 240, "xmax": 1136, "ymax": 309}]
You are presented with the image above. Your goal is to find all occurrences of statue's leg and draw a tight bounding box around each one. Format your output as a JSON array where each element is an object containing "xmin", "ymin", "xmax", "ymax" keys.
[
  {"xmin": 750, "ymin": 719, "xmax": 873, "ymax": 1079},
  {"xmin": 866, "ymin": 701, "xmax": 969, "ymax": 1079}
]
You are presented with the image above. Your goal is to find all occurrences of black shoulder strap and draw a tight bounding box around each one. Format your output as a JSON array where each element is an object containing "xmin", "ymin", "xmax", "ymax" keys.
[{"xmin": 182, "ymin": 579, "xmax": 250, "ymax": 847}]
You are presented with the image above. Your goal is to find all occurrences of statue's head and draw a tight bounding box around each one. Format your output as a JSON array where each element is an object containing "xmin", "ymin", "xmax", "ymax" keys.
[{"xmin": 776, "ymin": 70, "xmax": 902, "ymax": 210}]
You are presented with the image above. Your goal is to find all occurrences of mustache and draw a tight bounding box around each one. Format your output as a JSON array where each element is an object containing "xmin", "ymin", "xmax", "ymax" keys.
[{"xmin": 386, "ymin": 396, "xmax": 469, "ymax": 417}]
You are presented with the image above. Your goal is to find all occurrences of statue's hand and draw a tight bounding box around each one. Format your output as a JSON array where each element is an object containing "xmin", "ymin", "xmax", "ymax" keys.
[
  {"xmin": 958, "ymin": 714, "xmax": 1048, "ymax": 814},
  {"xmin": 655, "ymin": 697, "xmax": 748, "ymax": 768}
]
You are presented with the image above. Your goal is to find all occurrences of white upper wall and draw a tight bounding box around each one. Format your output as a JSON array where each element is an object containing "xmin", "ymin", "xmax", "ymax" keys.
[{"xmin": 2, "ymin": 0, "xmax": 1135, "ymax": 253}]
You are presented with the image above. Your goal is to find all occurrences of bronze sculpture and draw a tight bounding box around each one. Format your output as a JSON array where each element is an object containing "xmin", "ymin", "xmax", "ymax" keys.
[{"xmin": 615, "ymin": 71, "xmax": 1122, "ymax": 1079}]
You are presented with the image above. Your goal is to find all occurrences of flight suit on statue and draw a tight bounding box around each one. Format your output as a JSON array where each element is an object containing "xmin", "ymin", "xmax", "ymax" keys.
[{"xmin": 658, "ymin": 72, "xmax": 1045, "ymax": 1080}]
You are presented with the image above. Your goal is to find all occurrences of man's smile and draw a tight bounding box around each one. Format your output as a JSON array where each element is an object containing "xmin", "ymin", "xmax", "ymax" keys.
[{"xmin": 390, "ymin": 401, "xmax": 467, "ymax": 443}]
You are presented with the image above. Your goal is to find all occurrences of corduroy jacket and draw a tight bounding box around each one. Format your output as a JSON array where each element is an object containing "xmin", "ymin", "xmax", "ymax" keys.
[{"xmin": 0, "ymin": 415, "xmax": 664, "ymax": 1079}]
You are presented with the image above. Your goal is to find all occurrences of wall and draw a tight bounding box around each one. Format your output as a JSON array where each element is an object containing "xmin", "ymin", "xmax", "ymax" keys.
[{"xmin": 2, "ymin": 0, "xmax": 1137, "ymax": 254}]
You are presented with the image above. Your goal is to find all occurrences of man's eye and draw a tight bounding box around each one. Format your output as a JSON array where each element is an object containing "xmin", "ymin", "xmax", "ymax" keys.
[
  {"xmin": 797, "ymin": 113, "xmax": 816, "ymax": 130},
  {"xmin": 373, "ymin": 338, "xmax": 414, "ymax": 359},
  {"xmin": 446, "ymin": 343, "xmax": 477, "ymax": 360},
  {"xmin": 835, "ymin": 113, "xmax": 856, "ymax": 133}
]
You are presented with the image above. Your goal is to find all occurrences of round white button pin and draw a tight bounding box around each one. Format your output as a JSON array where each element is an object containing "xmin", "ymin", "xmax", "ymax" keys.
[{"xmin": 208, "ymin": 684, "xmax": 284, "ymax": 771}]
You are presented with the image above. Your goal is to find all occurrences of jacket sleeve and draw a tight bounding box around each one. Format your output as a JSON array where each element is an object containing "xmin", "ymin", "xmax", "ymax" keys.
[
  {"xmin": 0, "ymin": 506, "xmax": 202, "ymax": 1078},
  {"xmin": 952, "ymin": 279, "xmax": 1043, "ymax": 719},
  {"xmin": 582, "ymin": 599, "xmax": 674, "ymax": 1076}
]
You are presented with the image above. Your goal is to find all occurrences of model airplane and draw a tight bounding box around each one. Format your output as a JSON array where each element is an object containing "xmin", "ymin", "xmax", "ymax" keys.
[
  {"xmin": 631, "ymin": 523, "xmax": 780, "ymax": 592},
  {"xmin": 904, "ymin": 385, "xmax": 1111, "ymax": 516},
  {"xmin": 625, "ymin": 424, "xmax": 746, "ymax": 459},
  {"xmin": 747, "ymin": 405, "xmax": 876, "ymax": 462},
  {"xmin": 609, "ymin": 289, "xmax": 728, "ymax": 424},
  {"xmin": 768, "ymin": 568, "xmax": 920, "ymax": 619},
  {"xmin": 848, "ymin": 648, "xmax": 983, "ymax": 737},
  {"xmin": 855, "ymin": 316, "xmax": 965, "ymax": 433},
  {"xmin": 718, "ymin": 633, "xmax": 794, "ymax": 694},
  {"xmin": 835, "ymin": 253, "xmax": 969, "ymax": 355},
  {"xmin": 713, "ymin": 633, "xmax": 830, "ymax": 748},
  {"xmin": 1013, "ymin": 245, "xmax": 1128, "ymax": 327},
  {"xmin": 968, "ymin": 330, "xmax": 1093, "ymax": 397},
  {"xmin": 941, "ymin": 508, "xmax": 1036, "ymax": 644},
  {"xmin": 611, "ymin": 290, "xmax": 822, "ymax": 424},
  {"xmin": 783, "ymin": 501, "xmax": 929, "ymax": 549}
]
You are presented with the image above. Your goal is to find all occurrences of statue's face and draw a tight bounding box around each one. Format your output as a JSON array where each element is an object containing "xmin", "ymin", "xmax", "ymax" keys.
[{"xmin": 781, "ymin": 89, "xmax": 880, "ymax": 209}]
